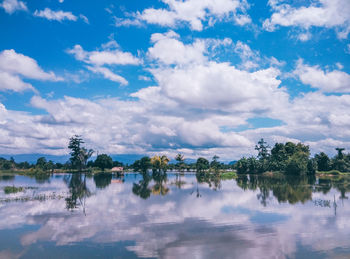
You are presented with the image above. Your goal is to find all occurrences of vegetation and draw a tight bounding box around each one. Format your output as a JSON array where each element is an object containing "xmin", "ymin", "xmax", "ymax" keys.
[
  {"xmin": 94, "ymin": 154, "xmax": 113, "ymax": 171},
  {"xmin": 68, "ymin": 135, "xmax": 94, "ymax": 171},
  {"xmin": 1, "ymin": 136, "xmax": 349, "ymax": 180},
  {"xmin": 3, "ymin": 186, "xmax": 24, "ymax": 194},
  {"xmin": 235, "ymin": 139, "xmax": 350, "ymax": 176}
]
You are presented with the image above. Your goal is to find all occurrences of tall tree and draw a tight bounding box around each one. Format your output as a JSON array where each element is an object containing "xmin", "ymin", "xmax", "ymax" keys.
[
  {"xmin": 175, "ymin": 153, "xmax": 185, "ymax": 172},
  {"xmin": 255, "ymin": 138, "xmax": 270, "ymax": 160},
  {"xmin": 68, "ymin": 135, "xmax": 94, "ymax": 171}
]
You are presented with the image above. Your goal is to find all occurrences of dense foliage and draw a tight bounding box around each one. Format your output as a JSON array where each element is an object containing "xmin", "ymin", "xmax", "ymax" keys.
[{"xmin": 236, "ymin": 139, "xmax": 350, "ymax": 175}]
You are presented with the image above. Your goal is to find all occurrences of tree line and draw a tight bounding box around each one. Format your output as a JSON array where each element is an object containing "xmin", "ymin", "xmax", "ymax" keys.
[
  {"xmin": 235, "ymin": 139, "xmax": 350, "ymax": 175},
  {"xmin": 1, "ymin": 136, "xmax": 349, "ymax": 175}
]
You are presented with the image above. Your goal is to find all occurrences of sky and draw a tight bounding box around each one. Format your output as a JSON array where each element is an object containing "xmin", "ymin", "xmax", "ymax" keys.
[{"xmin": 0, "ymin": 0, "xmax": 350, "ymax": 161}]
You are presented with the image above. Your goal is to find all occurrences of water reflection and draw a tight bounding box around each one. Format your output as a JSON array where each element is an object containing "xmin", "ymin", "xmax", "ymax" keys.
[
  {"xmin": 0, "ymin": 172, "xmax": 349, "ymax": 259},
  {"xmin": 64, "ymin": 173, "xmax": 91, "ymax": 212},
  {"xmin": 132, "ymin": 171, "xmax": 169, "ymax": 199},
  {"xmin": 0, "ymin": 174, "xmax": 15, "ymax": 182},
  {"xmin": 93, "ymin": 173, "xmax": 112, "ymax": 189}
]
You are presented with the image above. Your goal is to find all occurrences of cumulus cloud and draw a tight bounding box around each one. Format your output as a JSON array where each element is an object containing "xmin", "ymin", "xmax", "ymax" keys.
[
  {"xmin": 263, "ymin": 0, "xmax": 350, "ymax": 39},
  {"xmin": 67, "ymin": 40, "xmax": 140, "ymax": 85},
  {"xmin": 0, "ymin": 49, "xmax": 61, "ymax": 92},
  {"xmin": 118, "ymin": 0, "xmax": 251, "ymax": 31},
  {"xmin": 148, "ymin": 31, "xmax": 206, "ymax": 66},
  {"xmin": 1, "ymin": 37, "xmax": 350, "ymax": 158},
  {"xmin": 0, "ymin": 0, "xmax": 27, "ymax": 14},
  {"xmin": 294, "ymin": 59, "xmax": 350, "ymax": 93}
]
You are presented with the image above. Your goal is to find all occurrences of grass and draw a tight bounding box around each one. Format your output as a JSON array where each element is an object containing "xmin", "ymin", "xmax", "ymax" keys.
[
  {"xmin": 220, "ymin": 171, "xmax": 237, "ymax": 180},
  {"xmin": 3, "ymin": 185, "xmax": 38, "ymax": 194},
  {"xmin": 3, "ymin": 186, "xmax": 24, "ymax": 194}
]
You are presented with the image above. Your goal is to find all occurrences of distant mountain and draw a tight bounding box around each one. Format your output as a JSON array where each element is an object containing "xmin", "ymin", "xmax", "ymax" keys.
[{"xmin": 229, "ymin": 160, "xmax": 237, "ymax": 165}]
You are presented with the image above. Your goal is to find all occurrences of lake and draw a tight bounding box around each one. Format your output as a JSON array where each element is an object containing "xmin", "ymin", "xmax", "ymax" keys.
[{"xmin": 0, "ymin": 172, "xmax": 349, "ymax": 259}]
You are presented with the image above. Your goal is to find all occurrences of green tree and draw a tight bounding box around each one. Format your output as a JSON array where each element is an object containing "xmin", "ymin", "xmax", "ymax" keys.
[
  {"xmin": 94, "ymin": 154, "xmax": 113, "ymax": 171},
  {"xmin": 255, "ymin": 138, "xmax": 270, "ymax": 160},
  {"xmin": 236, "ymin": 157, "xmax": 249, "ymax": 174},
  {"xmin": 36, "ymin": 157, "xmax": 47, "ymax": 169},
  {"xmin": 133, "ymin": 156, "xmax": 151, "ymax": 172},
  {"xmin": 315, "ymin": 152, "xmax": 331, "ymax": 171},
  {"xmin": 196, "ymin": 157, "xmax": 209, "ymax": 173},
  {"xmin": 175, "ymin": 153, "xmax": 185, "ymax": 172},
  {"xmin": 68, "ymin": 135, "xmax": 94, "ymax": 170},
  {"xmin": 210, "ymin": 155, "xmax": 220, "ymax": 171},
  {"xmin": 285, "ymin": 152, "xmax": 309, "ymax": 175},
  {"xmin": 151, "ymin": 155, "xmax": 169, "ymax": 173}
]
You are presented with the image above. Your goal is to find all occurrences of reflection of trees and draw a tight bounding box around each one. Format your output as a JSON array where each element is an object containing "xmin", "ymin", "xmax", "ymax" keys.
[
  {"xmin": 64, "ymin": 173, "xmax": 91, "ymax": 213},
  {"xmin": 132, "ymin": 171, "xmax": 169, "ymax": 199},
  {"xmin": 236, "ymin": 174, "xmax": 316, "ymax": 205},
  {"xmin": 196, "ymin": 172, "xmax": 221, "ymax": 191},
  {"xmin": 33, "ymin": 173, "xmax": 51, "ymax": 184},
  {"xmin": 0, "ymin": 174, "xmax": 15, "ymax": 181},
  {"xmin": 151, "ymin": 171, "xmax": 169, "ymax": 196},
  {"xmin": 132, "ymin": 172, "xmax": 152, "ymax": 199},
  {"xmin": 93, "ymin": 173, "xmax": 112, "ymax": 189},
  {"xmin": 173, "ymin": 173, "xmax": 186, "ymax": 189}
]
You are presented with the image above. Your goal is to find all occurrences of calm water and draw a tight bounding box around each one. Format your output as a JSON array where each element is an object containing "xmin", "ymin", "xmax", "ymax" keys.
[{"xmin": 0, "ymin": 172, "xmax": 349, "ymax": 259}]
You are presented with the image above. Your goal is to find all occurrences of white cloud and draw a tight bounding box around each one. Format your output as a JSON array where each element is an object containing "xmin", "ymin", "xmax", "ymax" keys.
[
  {"xmin": 120, "ymin": 0, "xmax": 251, "ymax": 31},
  {"xmin": 264, "ymin": 0, "xmax": 350, "ymax": 39},
  {"xmin": 86, "ymin": 66, "xmax": 128, "ymax": 86},
  {"xmin": 34, "ymin": 8, "xmax": 78, "ymax": 22},
  {"xmin": 0, "ymin": 71, "xmax": 34, "ymax": 92},
  {"xmin": 114, "ymin": 17, "xmax": 143, "ymax": 27},
  {"xmin": 298, "ymin": 32, "xmax": 311, "ymax": 42},
  {"xmin": 0, "ymin": 49, "xmax": 60, "ymax": 81},
  {"xmin": 67, "ymin": 41, "xmax": 140, "ymax": 85},
  {"xmin": 0, "ymin": 49, "xmax": 61, "ymax": 92},
  {"xmin": 294, "ymin": 59, "xmax": 350, "ymax": 93},
  {"xmin": 138, "ymin": 75, "xmax": 152, "ymax": 81},
  {"xmin": 148, "ymin": 31, "xmax": 206, "ymax": 66},
  {"xmin": 79, "ymin": 14, "xmax": 89, "ymax": 24},
  {"xmin": 0, "ymin": 0, "xmax": 27, "ymax": 14},
  {"xmin": 68, "ymin": 45, "xmax": 140, "ymax": 66},
  {"xmin": 1, "ymin": 37, "xmax": 350, "ymax": 158}
]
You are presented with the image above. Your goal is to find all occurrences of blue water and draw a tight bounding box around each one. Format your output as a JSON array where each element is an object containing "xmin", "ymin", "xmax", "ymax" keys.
[{"xmin": 0, "ymin": 173, "xmax": 349, "ymax": 259}]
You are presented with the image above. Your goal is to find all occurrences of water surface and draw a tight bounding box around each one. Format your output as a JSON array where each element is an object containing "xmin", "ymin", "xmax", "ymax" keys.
[{"xmin": 0, "ymin": 173, "xmax": 349, "ymax": 259}]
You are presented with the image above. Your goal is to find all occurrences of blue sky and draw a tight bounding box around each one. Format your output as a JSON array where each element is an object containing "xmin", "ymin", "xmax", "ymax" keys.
[{"xmin": 0, "ymin": 0, "xmax": 350, "ymax": 160}]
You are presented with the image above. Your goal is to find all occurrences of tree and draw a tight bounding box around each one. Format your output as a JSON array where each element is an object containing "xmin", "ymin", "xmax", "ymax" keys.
[
  {"xmin": 133, "ymin": 156, "xmax": 152, "ymax": 172},
  {"xmin": 335, "ymin": 148, "xmax": 345, "ymax": 159},
  {"xmin": 36, "ymin": 157, "xmax": 47, "ymax": 169},
  {"xmin": 94, "ymin": 154, "xmax": 113, "ymax": 171},
  {"xmin": 196, "ymin": 157, "xmax": 209, "ymax": 173},
  {"xmin": 210, "ymin": 155, "xmax": 220, "ymax": 171},
  {"xmin": 175, "ymin": 153, "xmax": 185, "ymax": 172},
  {"xmin": 315, "ymin": 152, "xmax": 331, "ymax": 171},
  {"xmin": 68, "ymin": 135, "xmax": 94, "ymax": 171},
  {"xmin": 151, "ymin": 155, "xmax": 169, "ymax": 173},
  {"xmin": 255, "ymin": 138, "xmax": 270, "ymax": 160},
  {"xmin": 285, "ymin": 152, "xmax": 309, "ymax": 175},
  {"xmin": 333, "ymin": 148, "xmax": 349, "ymax": 172},
  {"xmin": 236, "ymin": 157, "xmax": 249, "ymax": 174}
]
